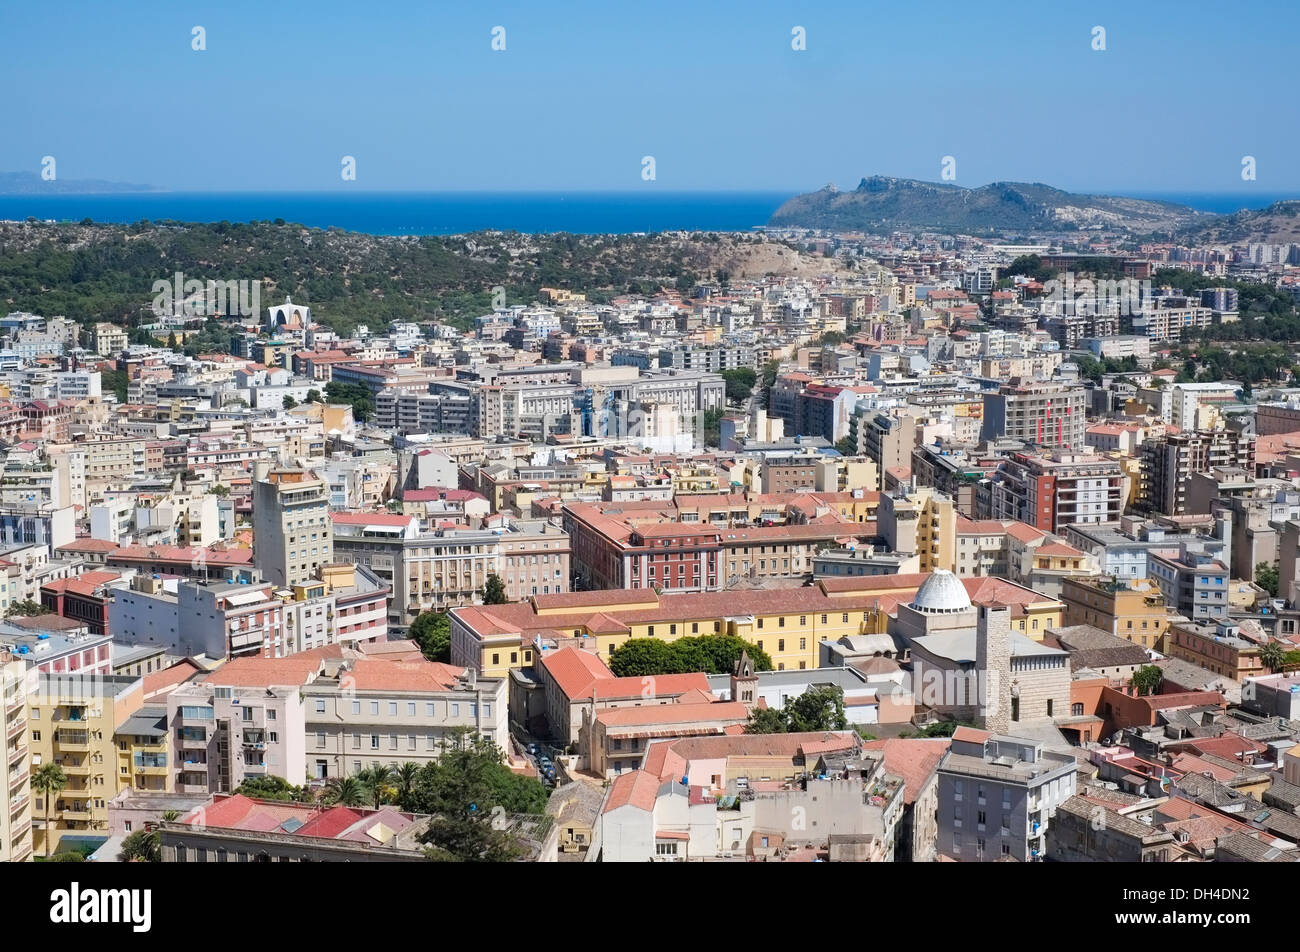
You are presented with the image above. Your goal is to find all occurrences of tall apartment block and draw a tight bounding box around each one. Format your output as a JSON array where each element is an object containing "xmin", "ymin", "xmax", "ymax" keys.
[
  {"xmin": 981, "ymin": 381, "xmax": 1087, "ymax": 451},
  {"xmin": 1139, "ymin": 430, "xmax": 1256, "ymax": 516},
  {"xmin": 1, "ymin": 651, "xmax": 33, "ymax": 862},
  {"xmin": 988, "ymin": 451, "xmax": 1125, "ymax": 533},
  {"xmin": 29, "ymin": 673, "xmax": 143, "ymax": 855},
  {"xmin": 253, "ymin": 465, "xmax": 333, "ymax": 588}
]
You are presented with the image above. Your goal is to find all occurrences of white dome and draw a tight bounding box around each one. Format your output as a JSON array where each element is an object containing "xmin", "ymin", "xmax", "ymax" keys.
[{"xmin": 911, "ymin": 570, "xmax": 972, "ymax": 613}]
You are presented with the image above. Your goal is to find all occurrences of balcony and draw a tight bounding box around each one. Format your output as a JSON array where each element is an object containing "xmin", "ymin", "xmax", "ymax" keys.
[
  {"xmin": 3, "ymin": 692, "xmax": 22, "ymax": 716},
  {"xmin": 176, "ymin": 735, "xmax": 208, "ymax": 750},
  {"xmin": 54, "ymin": 732, "xmax": 91, "ymax": 751},
  {"xmin": 5, "ymin": 716, "xmax": 24, "ymax": 741},
  {"xmin": 59, "ymin": 808, "xmax": 93, "ymax": 822},
  {"xmin": 6, "ymin": 737, "xmax": 24, "ymax": 762},
  {"xmin": 8, "ymin": 768, "xmax": 28, "ymax": 794},
  {"xmin": 9, "ymin": 793, "xmax": 30, "ymax": 817},
  {"xmin": 134, "ymin": 764, "xmax": 168, "ymax": 777},
  {"xmin": 57, "ymin": 761, "xmax": 92, "ymax": 777}
]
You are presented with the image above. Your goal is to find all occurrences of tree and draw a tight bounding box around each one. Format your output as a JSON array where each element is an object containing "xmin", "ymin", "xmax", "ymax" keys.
[
  {"xmin": 208, "ymin": 484, "xmax": 231, "ymax": 497},
  {"xmin": 482, "ymin": 573, "xmax": 508, "ymax": 605},
  {"xmin": 167, "ymin": 331, "xmax": 178, "ymax": 349},
  {"xmin": 118, "ymin": 829, "xmax": 161, "ymax": 862},
  {"xmin": 1130, "ymin": 665, "xmax": 1164, "ymax": 697},
  {"xmin": 1260, "ymin": 640, "xmax": 1287, "ymax": 674},
  {"xmin": 785, "ymin": 686, "xmax": 848, "ymax": 733},
  {"xmin": 409, "ymin": 610, "xmax": 451, "ymax": 663},
  {"xmin": 322, "ymin": 776, "xmax": 367, "ymax": 807},
  {"xmin": 400, "ymin": 731, "xmax": 545, "ymax": 862},
  {"xmin": 1257, "ymin": 561, "xmax": 1280, "ymax": 599},
  {"xmin": 394, "ymin": 762, "xmax": 421, "ymax": 802},
  {"xmin": 745, "ymin": 707, "xmax": 789, "ymax": 734},
  {"xmin": 746, "ymin": 685, "xmax": 848, "ymax": 734},
  {"xmin": 306, "ymin": 389, "xmax": 322, "ymax": 404},
  {"xmin": 282, "ymin": 395, "xmax": 297, "ymax": 410},
  {"xmin": 607, "ymin": 638, "xmax": 678, "ymax": 677},
  {"xmin": 835, "ymin": 436, "xmax": 856, "ymax": 456},
  {"xmin": 608, "ymin": 635, "xmax": 773, "ymax": 677},
  {"xmin": 32, "ymin": 762, "xmax": 68, "ymax": 859},
  {"xmin": 234, "ymin": 775, "xmax": 313, "ymax": 802},
  {"xmin": 358, "ymin": 764, "xmax": 395, "ymax": 808},
  {"xmin": 720, "ymin": 368, "xmax": 756, "ymax": 403},
  {"xmin": 6, "ymin": 599, "xmax": 49, "ymax": 618},
  {"xmin": 324, "ymin": 381, "xmax": 376, "ymax": 422}
]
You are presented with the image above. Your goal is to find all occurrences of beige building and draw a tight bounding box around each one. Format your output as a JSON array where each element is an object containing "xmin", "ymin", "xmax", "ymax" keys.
[
  {"xmin": 302, "ymin": 657, "xmax": 508, "ymax": 780},
  {"xmin": 1, "ymin": 652, "xmax": 34, "ymax": 861},
  {"xmin": 29, "ymin": 673, "xmax": 143, "ymax": 855},
  {"xmin": 252, "ymin": 466, "xmax": 334, "ymax": 588},
  {"xmin": 89, "ymin": 323, "xmax": 128, "ymax": 357},
  {"xmin": 879, "ymin": 487, "xmax": 956, "ymax": 573}
]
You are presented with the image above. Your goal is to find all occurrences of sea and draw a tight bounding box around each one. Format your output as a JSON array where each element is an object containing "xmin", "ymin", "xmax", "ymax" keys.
[
  {"xmin": 0, "ymin": 191, "xmax": 794, "ymax": 237},
  {"xmin": 0, "ymin": 190, "xmax": 1292, "ymax": 237}
]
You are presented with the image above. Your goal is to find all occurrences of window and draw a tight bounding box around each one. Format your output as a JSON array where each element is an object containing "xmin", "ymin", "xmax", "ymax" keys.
[
  {"xmin": 408, "ymin": 702, "xmax": 416, "ymax": 716},
  {"xmin": 778, "ymin": 639, "xmax": 785, "ymax": 652},
  {"xmin": 352, "ymin": 701, "xmax": 361, "ymax": 715},
  {"xmin": 370, "ymin": 701, "xmax": 379, "ymax": 715},
  {"xmin": 388, "ymin": 702, "xmax": 397, "ymax": 716},
  {"xmin": 316, "ymin": 732, "xmax": 326, "ymax": 747},
  {"xmin": 426, "ymin": 703, "xmax": 436, "ymax": 717},
  {"xmin": 315, "ymin": 699, "xmax": 326, "ymax": 713},
  {"xmin": 370, "ymin": 734, "xmax": 379, "ymax": 750}
]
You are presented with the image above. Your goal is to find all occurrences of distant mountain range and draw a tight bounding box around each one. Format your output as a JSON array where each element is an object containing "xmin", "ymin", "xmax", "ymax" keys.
[
  {"xmin": 0, "ymin": 171, "xmax": 162, "ymax": 195},
  {"xmin": 768, "ymin": 176, "xmax": 1209, "ymax": 235}
]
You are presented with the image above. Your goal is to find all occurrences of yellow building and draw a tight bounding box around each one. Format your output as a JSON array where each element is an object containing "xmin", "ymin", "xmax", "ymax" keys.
[
  {"xmin": 1, "ymin": 652, "xmax": 33, "ymax": 862},
  {"xmin": 115, "ymin": 706, "xmax": 171, "ymax": 795},
  {"xmin": 879, "ymin": 488, "xmax": 957, "ymax": 573},
  {"xmin": 1061, "ymin": 576, "xmax": 1172, "ymax": 651},
  {"xmin": 29, "ymin": 674, "xmax": 142, "ymax": 855},
  {"xmin": 449, "ymin": 571, "xmax": 1062, "ymax": 678}
]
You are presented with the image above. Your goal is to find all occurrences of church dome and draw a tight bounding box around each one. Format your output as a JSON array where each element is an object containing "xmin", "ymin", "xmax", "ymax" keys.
[{"xmin": 910, "ymin": 570, "xmax": 972, "ymax": 614}]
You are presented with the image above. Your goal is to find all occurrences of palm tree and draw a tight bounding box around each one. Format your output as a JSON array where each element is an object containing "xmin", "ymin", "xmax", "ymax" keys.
[
  {"xmin": 394, "ymin": 762, "xmax": 420, "ymax": 805},
  {"xmin": 31, "ymin": 762, "xmax": 68, "ymax": 859},
  {"xmin": 1261, "ymin": 640, "xmax": 1286, "ymax": 674},
  {"xmin": 358, "ymin": 764, "xmax": 395, "ymax": 808},
  {"xmin": 322, "ymin": 776, "xmax": 366, "ymax": 808}
]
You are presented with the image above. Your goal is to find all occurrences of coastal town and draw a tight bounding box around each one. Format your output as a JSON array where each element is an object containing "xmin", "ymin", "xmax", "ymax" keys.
[{"xmin": 1, "ymin": 222, "xmax": 1300, "ymax": 868}]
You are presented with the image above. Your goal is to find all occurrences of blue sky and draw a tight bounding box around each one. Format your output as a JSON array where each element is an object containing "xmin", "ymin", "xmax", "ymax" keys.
[{"xmin": 1, "ymin": 0, "xmax": 1296, "ymax": 193}]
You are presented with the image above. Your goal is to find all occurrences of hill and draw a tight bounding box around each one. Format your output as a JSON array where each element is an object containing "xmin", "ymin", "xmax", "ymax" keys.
[
  {"xmin": 768, "ymin": 176, "xmax": 1205, "ymax": 235},
  {"xmin": 0, "ymin": 220, "xmax": 852, "ymax": 336},
  {"xmin": 1177, "ymin": 200, "xmax": 1300, "ymax": 244}
]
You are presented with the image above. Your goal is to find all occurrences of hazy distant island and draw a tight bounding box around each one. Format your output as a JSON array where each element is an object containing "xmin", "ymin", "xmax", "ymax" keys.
[{"xmin": 0, "ymin": 171, "xmax": 164, "ymax": 195}]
